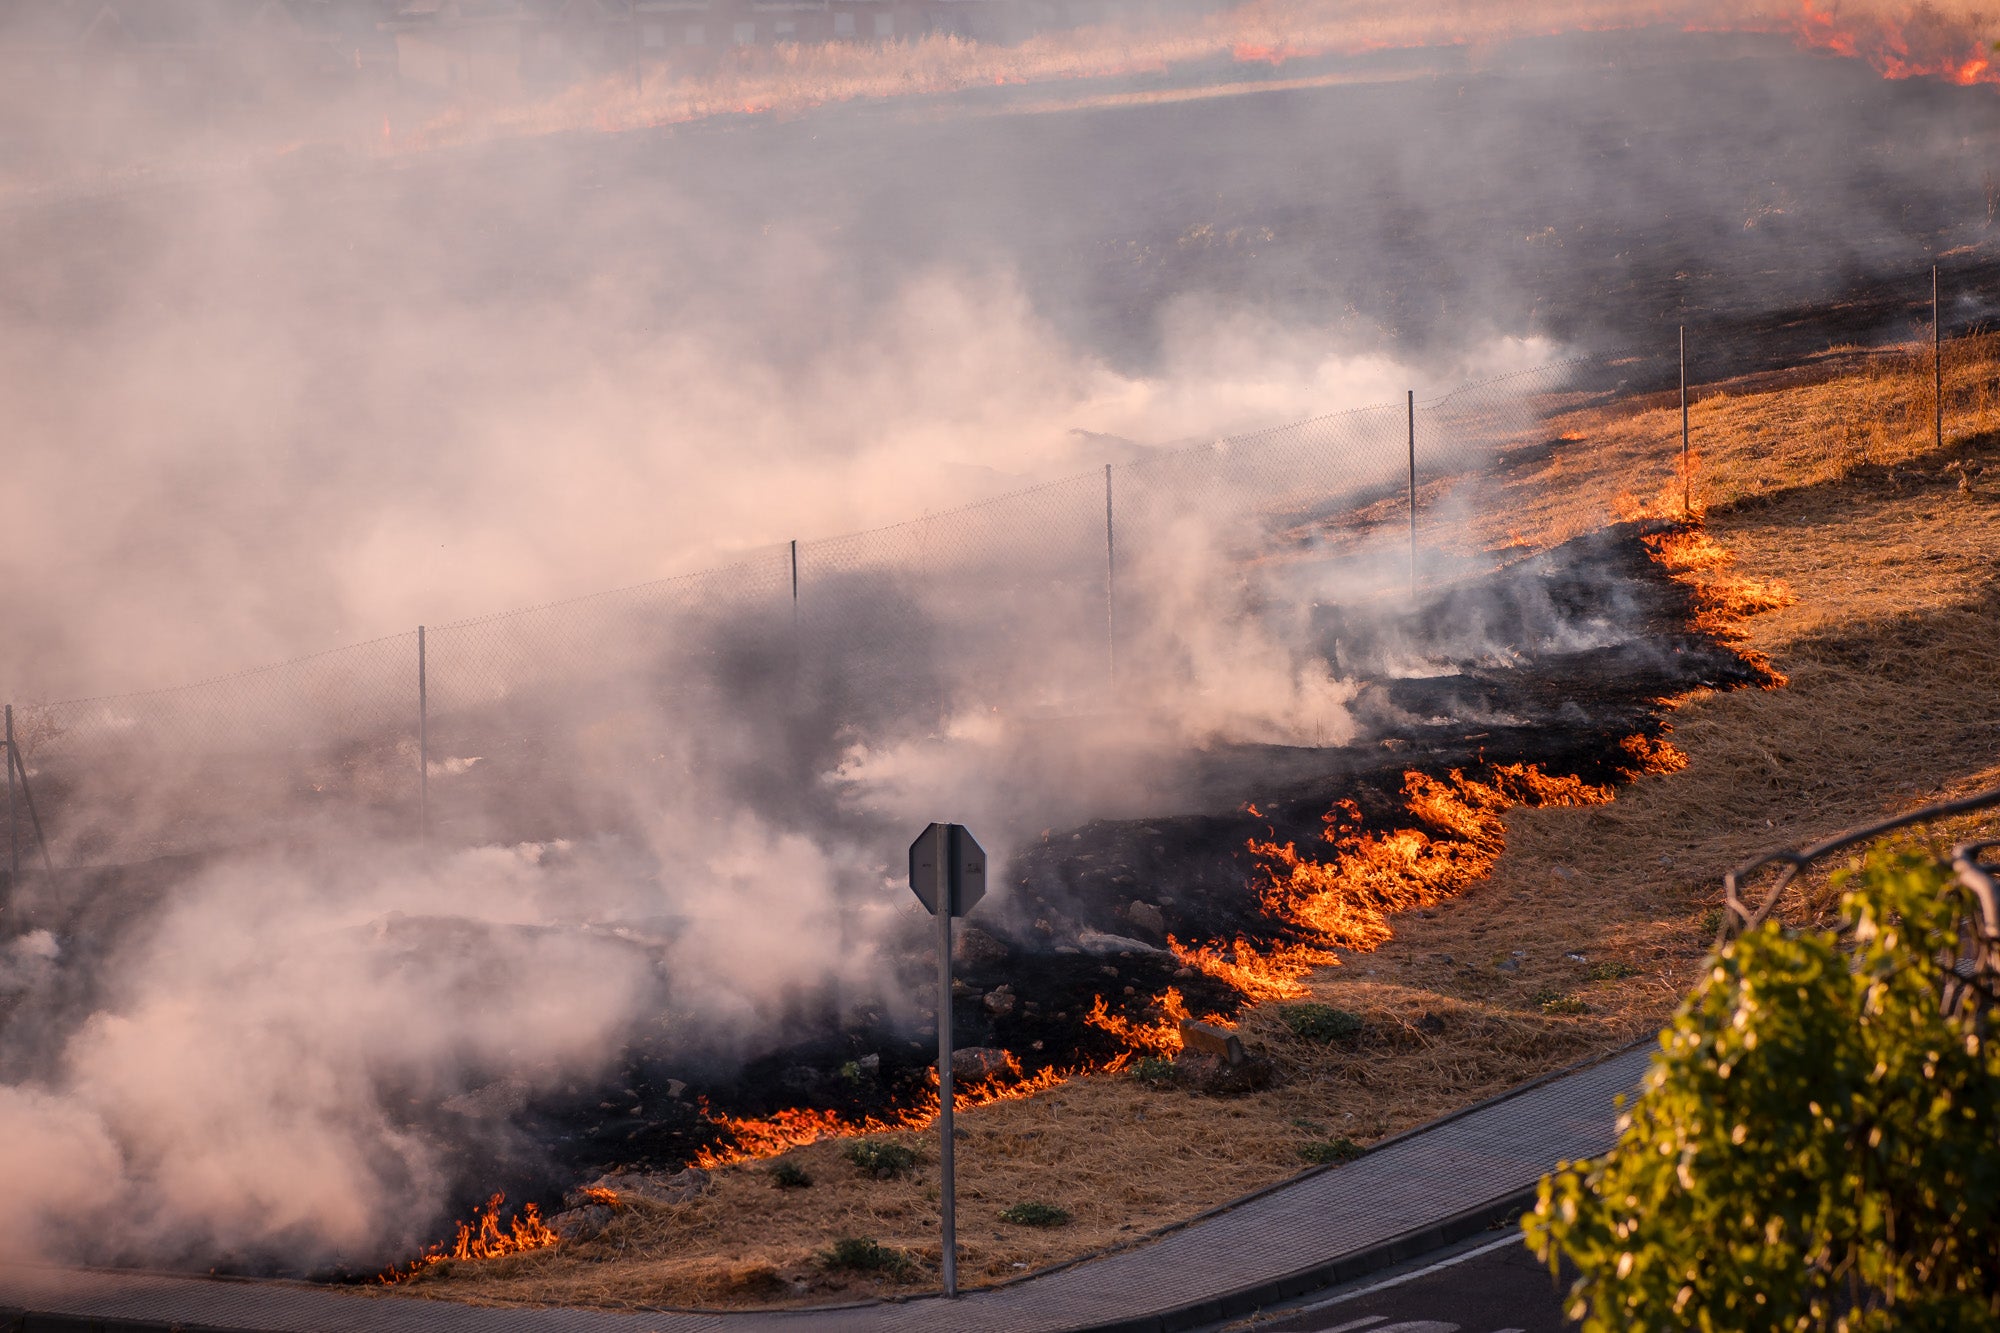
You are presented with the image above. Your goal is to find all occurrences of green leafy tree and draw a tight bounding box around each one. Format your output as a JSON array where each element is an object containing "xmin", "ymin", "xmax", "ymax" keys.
[{"xmin": 1524, "ymin": 847, "xmax": 2000, "ymax": 1331}]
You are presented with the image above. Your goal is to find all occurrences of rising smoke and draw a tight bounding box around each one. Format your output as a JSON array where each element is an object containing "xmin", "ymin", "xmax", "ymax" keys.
[{"xmin": 2, "ymin": 0, "xmax": 1998, "ymax": 1270}]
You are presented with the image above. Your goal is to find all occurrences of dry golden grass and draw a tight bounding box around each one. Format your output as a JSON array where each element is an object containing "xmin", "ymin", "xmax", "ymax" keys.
[{"xmin": 393, "ymin": 337, "xmax": 2000, "ymax": 1311}]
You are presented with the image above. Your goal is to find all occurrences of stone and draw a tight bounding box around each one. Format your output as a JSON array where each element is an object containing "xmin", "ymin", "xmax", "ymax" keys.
[
  {"xmin": 951, "ymin": 1047, "xmax": 1014, "ymax": 1081},
  {"xmin": 564, "ymin": 1166, "xmax": 710, "ymax": 1213},
  {"xmin": 857, "ymin": 1053, "xmax": 881, "ymax": 1075},
  {"xmin": 1178, "ymin": 1018, "xmax": 1246, "ymax": 1066},
  {"xmin": 665, "ymin": 1079, "xmax": 687, "ymax": 1099},
  {"xmin": 548, "ymin": 1203, "xmax": 614, "ymax": 1241},
  {"xmin": 440, "ymin": 1078, "xmax": 530, "ymax": 1120},
  {"xmin": 982, "ymin": 986, "xmax": 1016, "ymax": 1017},
  {"xmin": 1076, "ymin": 928, "xmax": 1171, "ymax": 958},
  {"xmin": 957, "ymin": 927, "xmax": 1012, "ymax": 968},
  {"xmin": 1171, "ymin": 1051, "xmax": 1277, "ymax": 1096},
  {"xmin": 1125, "ymin": 901, "xmax": 1166, "ymax": 936}
]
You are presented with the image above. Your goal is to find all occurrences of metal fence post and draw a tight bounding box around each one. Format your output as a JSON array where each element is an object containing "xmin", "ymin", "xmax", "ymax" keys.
[
  {"xmin": 1406, "ymin": 390, "xmax": 1417, "ymax": 598},
  {"xmin": 790, "ymin": 540, "xmax": 803, "ymax": 712},
  {"xmin": 4, "ymin": 708, "xmax": 49, "ymax": 875},
  {"xmin": 5, "ymin": 705, "xmax": 15, "ymax": 885},
  {"xmin": 418, "ymin": 626, "xmax": 429, "ymax": 845},
  {"xmin": 1681, "ymin": 325, "xmax": 1691, "ymax": 519},
  {"xmin": 1103, "ymin": 464, "xmax": 1116, "ymax": 691},
  {"xmin": 1934, "ymin": 264, "xmax": 1944, "ymax": 453}
]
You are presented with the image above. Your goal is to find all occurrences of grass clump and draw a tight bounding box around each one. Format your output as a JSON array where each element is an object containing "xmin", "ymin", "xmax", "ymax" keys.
[
  {"xmin": 1534, "ymin": 988, "xmax": 1589, "ymax": 1015},
  {"xmin": 1299, "ymin": 1137, "xmax": 1365, "ymax": 1165},
  {"xmin": 817, "ymin": 1236, "xmax": 913, "ymax": 1277},
  {"xmin": 1129, "ymin": 1056, "xmax": 1177, "ymax": 1086},
  {"xmin": 768, "ymin": 1161, "xmax": 812, "ymax": 1189},
  {"xmin": 1588, "ymin": 960, "xmax": 1639, "ymax": 982},
  {"xmin": 842, "ymin": 1140, "xmax": 919, "ymax": 1178},
  {"xmin": 999, "ymin": 1201, "xmax": 1072, "ymax": 1227},
  {"xmin": 1278, "ymin": 1002, "xmax": 1365, "ymax": 1043}
]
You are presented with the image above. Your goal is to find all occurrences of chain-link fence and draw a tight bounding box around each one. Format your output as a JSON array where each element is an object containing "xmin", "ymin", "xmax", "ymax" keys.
[{"xmin": 6, "ymin": 293, "xmax": 1987, "ymax": 871}]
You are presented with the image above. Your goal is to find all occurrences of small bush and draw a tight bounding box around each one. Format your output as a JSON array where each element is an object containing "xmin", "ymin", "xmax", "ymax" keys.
[
  {"xmin": 1697, "ymin": 906, "xmax": 1725, "ymax": 936},
  {"xmin": 1279, "ymin": 1003, "xmax": 1365, "ymax": 1043},
  {"xmin": 817, "ymin": 1236, "xmax": 912, "ymax": 1277},
  {"xmin": 842, "ymin": 1139, "xmax": 918, "ymax": 1178},
  {"xmin": 1299, "ymin": 1137, "xmax": 1364, "ymax": 1165},
  {"xmin": 769, "ymin": 1161, "xmax": 812, "ymax": 1189},
  {"xmin": 1534, "ymin": 989, "xmax": 1588, "ymax": 1015},
  {"xmin": 1588, "ymin": 960, "xmax": 1639, "ymax": 982},
  {"xmin": 999, "ymin": 1201, "xmax": 1071, "ymax": 1227},
  {"xmin": 1129, "ymin": 1056, "xmax": 1177, "ymax": 1086}
]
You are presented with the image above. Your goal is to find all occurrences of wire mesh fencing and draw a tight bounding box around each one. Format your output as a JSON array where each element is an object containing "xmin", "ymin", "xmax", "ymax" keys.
[{"xmin": 7, "ymin": 299, "xmax": 1988, "ymax": 871}]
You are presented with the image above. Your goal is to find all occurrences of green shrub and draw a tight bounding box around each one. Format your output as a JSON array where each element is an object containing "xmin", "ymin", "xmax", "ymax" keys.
[
  {"xmin": 1587, "ymin": 960, "xmax": 1639, "ymax": 982},
  {"xmin": 1299, "ymin": 1137, "xmax": 1364, "ymax": 1165},
  {"xmin": 769, "ymin": 1161, "xmax": 812, "ymax": 1189},
  {"xmin": 1129, "ymin": 1056, "xmax": 1177, "ymax": 1086},
  {"xmin": 1697, "ymin": 906, "xmax": 1725, "ymax": 936},
  {"xmin": 1526, "ymin": 848, "xmax": 2000, "ymax": 1330},
  {"xmin": 842, "ymin": 1139, "xmax": 918, "ymax": 1178},
  {"xmin": 999, "ymin": 1202, "xmax": 1071, "ymax": 1227},
  {"xmin": 817, "ymin": 1236, "xmax": 912, "ymax": 1276},
  {"xmin": 1279, "ymin": 1003, "xmax": 1365, "ymax": 1043}
]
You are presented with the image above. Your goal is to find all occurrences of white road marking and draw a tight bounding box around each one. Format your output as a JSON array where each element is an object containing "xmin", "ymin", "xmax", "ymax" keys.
[{"xmin": 1282, "ymin": 1231, "xmax": 1527, "ymax": 1322}]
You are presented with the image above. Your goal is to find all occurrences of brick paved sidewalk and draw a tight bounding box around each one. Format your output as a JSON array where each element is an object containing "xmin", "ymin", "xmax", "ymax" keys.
[{"xmin": 0, "ymin": 1043, "xmax": 1650, "ymax": 1333}]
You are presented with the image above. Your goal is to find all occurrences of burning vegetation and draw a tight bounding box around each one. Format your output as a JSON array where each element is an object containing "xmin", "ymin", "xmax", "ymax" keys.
[
  {"xmin": 379, "ymin": 1195, "xmax": 559, "ymax": 1285},
  {"xmin": 374, "ymin": 510, "xmax": 1781, "ymax": 1282}
]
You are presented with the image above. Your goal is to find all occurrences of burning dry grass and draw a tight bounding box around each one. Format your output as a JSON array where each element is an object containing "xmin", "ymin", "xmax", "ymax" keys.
[
  {"xmin": 393, "ymin": 338, "xmax": 2000, "ymax": 1310},
  {"xmin": 375, "ymin": 0, "xmax": 2000, "ymax": 161}
]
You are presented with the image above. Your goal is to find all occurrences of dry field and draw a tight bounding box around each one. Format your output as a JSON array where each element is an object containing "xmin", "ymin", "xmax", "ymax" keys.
[
  {"xmin": 401, "ymin": 0, "xmax": 2000, "ymax": 155},
  {"xmin": 387, "ymin": 336, "xmax": 2000, "ymax": 1312}
]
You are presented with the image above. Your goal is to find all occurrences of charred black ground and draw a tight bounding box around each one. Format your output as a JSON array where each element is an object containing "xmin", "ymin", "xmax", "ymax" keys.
[
  {"xmin": 459, "ymin": 521, "xmax": 1760, "ymax": 1246},
  {"xmin": 0, "ymin": 519, "xmax": 1765, "ymax": 1278}
]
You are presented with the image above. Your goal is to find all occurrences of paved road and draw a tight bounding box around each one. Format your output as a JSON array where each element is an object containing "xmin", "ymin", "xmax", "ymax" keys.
[
  {"xmin": 0, "ymin": 1046, "xmax": 1644, "ymax": 1333},
  {"xmin": 1207, "ymin": 1229, "xmax": 1573, "ymax": 1333}
]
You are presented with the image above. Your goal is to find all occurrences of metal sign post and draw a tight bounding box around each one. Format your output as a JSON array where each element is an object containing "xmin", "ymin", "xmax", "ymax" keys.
[{"xmin": 908, "ymin": 822, "xmax": 986, "ymax": 1298}]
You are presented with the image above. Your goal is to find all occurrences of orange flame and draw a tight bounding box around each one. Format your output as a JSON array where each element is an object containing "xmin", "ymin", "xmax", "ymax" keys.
[
  {"xmin": 1618, "ymin": 731, "xmax": 1690, "ymax": 777},
  {"xmin": 689, "ymin": 1055, "xmax": 1108, "ymax": 1170},
  {"xmin": 379, "ymin": 1193, "xmax": 559, "ymax": 1284},
  {"xmin": 1642, "ymin": 526, "xmax": 1797, "ymax": 686},
  {"xmin": 1166, "ymin": 933, "xmax": 1335, "ymax": 1002},
  {"xmin": 1086, "ymin": 985, "xmax": 1210, "ymax": 1054},
  {"xmin": 1786, "ymin": 0, "xmax": 2000, "ymax": 87},
  {"xmin": 1184, "ymin": 757, "xmax": 1627, "ymax": 1005}
]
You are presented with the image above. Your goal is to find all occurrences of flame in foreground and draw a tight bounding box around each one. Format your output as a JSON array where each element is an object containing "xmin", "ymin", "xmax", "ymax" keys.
[{"xmin": 378, "ymin": 1194, "xmax": 558, "ymax": 1284}]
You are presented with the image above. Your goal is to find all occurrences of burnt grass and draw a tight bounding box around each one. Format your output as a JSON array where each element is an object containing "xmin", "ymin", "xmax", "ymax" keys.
[
  {"xmin": 0, "ymin": 519, "xmax": 1764, "ymax": 1277},
  {"xmin": 508, "ymin": 519, "xmax": 1760, "ymax": 1189}
]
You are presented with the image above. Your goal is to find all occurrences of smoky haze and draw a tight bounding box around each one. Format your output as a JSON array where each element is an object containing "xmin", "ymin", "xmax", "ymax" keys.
[{"xmin": 3, "ymin": 1, "xmax": 1999, "ymax": 1272}]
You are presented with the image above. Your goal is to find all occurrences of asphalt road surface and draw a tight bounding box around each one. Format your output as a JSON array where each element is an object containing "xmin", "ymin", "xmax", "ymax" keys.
[{"xmin": 1214, "ymin": 1229, "xmax": 1575, "ymax": 1333}]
